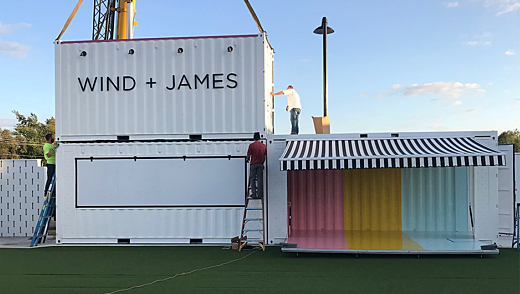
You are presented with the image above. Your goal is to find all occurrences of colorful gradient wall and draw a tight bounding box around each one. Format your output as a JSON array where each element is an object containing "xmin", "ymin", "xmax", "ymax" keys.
[{"xmin": 287, "ymin": 167, "xmax": 469, "ymax": 250}]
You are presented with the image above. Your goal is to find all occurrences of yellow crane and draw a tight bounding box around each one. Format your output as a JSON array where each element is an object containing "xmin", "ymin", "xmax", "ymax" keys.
[
  {"xmin": 56, "ymin": 0, "xmax": 137, "ymax": 41},
  {"xmin": 57, "ymin": 1, "xmax": 266, "ymax": 42}
]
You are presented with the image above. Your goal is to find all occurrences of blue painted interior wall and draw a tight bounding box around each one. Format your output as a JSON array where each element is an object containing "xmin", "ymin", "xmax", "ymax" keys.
[{"xmin": 401, "ymin": 167, "xmax": 469, "ymax": 232}]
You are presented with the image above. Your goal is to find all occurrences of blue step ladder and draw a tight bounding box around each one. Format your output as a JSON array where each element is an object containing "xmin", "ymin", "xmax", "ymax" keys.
[
  {"xmin": 514, "ymin": 203, "xmax": 520, "ymax": 250},
  {"xmin": 30, "ymin": 174, "xmax": 56, "ymax": 247}
]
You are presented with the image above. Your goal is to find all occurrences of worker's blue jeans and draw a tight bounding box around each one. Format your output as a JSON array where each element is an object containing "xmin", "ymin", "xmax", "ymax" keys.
[{"xmin": 290, "ymin": 108, "xmax": 301, "ymax": 134}]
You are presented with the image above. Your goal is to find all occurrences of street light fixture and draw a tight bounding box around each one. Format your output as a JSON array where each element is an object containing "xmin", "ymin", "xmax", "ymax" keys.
[{"xmin": 314, "ymin": 17, "xmax": 334, "ymax": 117}]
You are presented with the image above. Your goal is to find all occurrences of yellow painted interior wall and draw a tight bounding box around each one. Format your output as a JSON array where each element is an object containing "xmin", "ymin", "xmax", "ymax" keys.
[{"xmin": 343, "ymin": 168, "xmax": 402, "ymax": 231}]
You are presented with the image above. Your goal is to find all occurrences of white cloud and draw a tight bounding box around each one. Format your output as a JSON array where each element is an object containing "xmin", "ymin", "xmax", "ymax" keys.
[
  {"xmin": 0, "ymin": 21, "xmax": 31, "ymax": 59},
  {"xmin": 481, "ymin": 0, "xmax": 520, "ymax": 16},
  {"xmin": 452, "ymin": 101, "xmax": 462, "ymax": 106},
  {"xmin": 505, "ymin": 49, "xmax": 515, "ymax": 55},
  {"xmin": 301, "ymin": 59, "xmax": 310, "ymax": 63},
  {"xmin": 0, "ymin": 21, "xmax": 31, "ymax": 34},
  {"xmin": 465, "ymin": 41, "xmax": 491, "ymax": 46},
  {"xmin": 444, "ymin": 2, "xmax": 459, "ymax": 7},
  {"xmin": 0, "ymin": 38, "xmax": 30, "ymax": 58},
  {"xmin": 403, "ymin": 82, "xmax": 485, "ymax": 99},
  {"xmin": 359, "ymin": 94, "xmax": 367, "ymax": 97},
  {"xmin": 391, "ymin": 84, "xmax": 403, "ymax": 89}
]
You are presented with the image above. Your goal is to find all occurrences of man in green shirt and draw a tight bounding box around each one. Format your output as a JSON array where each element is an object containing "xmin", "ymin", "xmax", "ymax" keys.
[{"xmin": 43, "ymin": 134, "xmax": 58, "ymax": 194}]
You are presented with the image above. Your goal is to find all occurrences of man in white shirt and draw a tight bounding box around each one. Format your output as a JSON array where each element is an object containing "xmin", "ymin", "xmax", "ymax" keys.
[{"xmin": 270, "ymin": 85, "xmax": 302, "ymax": 134}]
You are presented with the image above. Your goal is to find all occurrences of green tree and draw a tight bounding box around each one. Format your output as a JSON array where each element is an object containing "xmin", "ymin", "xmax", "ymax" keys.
[
  {"xmin": 0, "ymin": 129, "xmax": 25, "ymax": 159},
  {"xmin": 0, "ymin": 111, "xmax": 55, "ymax": 163},
  {"xmin": 498, "ymin": 129, "xmax": 520, "ymax": 152}
]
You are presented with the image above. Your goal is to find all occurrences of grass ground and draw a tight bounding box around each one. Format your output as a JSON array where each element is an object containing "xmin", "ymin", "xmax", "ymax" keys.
[{"xmin": 0, "ymin": 246, "xmax": 518, "ymax": 294}]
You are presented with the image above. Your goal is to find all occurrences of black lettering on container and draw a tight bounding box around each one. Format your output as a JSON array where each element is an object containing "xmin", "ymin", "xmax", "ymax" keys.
[
  {"xmin": 213, "ymin": 73, "xmax": 224, "ymax": 89},
  {"xmin": 177, "ymin": 75, "xmax": 192, "ymax": 90},
  {"xmin": 78, "ymin": 77, "xmax": 97, "ymax": 92},
  {"xmin": 166, "ymin": 75, "xmax": 176, "ymax": 90},
  {"xmin": 123, "ymin": 76, "xmax": 135, "ymax": 91},
  {"xmin": 227, "ymin": 73, "xmax": 237, "ymax": 89},
  {"xmin": 107, "ymin": 77, "xmax": 120, "ymax": 91},
  {"xmin": 195, "ymin": 74, "xmax": 209, "ymax": 89}
]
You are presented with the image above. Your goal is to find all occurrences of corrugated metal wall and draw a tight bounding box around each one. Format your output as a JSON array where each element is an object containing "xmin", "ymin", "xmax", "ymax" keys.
[
  {"xmin": 402, "ymin": 167, "xmax": 468, "ymax": 232},
  {"xmin": 56, "ymin": 35, "xmax": 273, "ymax": 140},
  {"xmin": 343, "ymin": 169, "xmax": 402, "ymax": 231},
  {"xmin": 287, "ymin": 170, "xmax": 344, "ymax": 232},
  {"xmin": 57, "ymin": 141, "xmax": 252, "ymax": 243}
]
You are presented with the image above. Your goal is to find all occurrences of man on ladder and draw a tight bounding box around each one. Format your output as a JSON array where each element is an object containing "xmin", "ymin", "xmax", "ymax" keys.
[
  {"xmin": 43, "ymin": 134, "xmax": 58, "ymax": 219},
  {"xmin": 31, "ymin": 135, "xmax": 59, "ymax": 247},
  {"xmin": 247, "ymin": 132, "xmax": 267, "ymax": 199},
  {"xmin": 239, "ymin": 132, "xmax": 267, "ymax": 251}
]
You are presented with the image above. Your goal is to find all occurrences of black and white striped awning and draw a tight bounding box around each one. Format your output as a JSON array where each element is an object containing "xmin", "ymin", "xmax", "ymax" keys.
[{"xmin": 280, "ymin": 137, "xmax": 505, "ymax": 171}]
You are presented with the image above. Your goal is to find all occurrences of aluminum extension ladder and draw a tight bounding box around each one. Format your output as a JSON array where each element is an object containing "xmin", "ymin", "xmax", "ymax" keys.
[
  {"xmin": 239, "ymin": 178, "xmax": 265, "ymax": 251},
  {"xmin": 30, "ymin": 174, "xmax": 56, "ymax": 247},
  {"xmin": 514, "ymin": 203, "xmax": 520, "ymax": 251}
]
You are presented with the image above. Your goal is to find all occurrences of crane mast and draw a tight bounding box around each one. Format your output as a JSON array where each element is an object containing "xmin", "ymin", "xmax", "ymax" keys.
[
  {"xmin": 92, "ymin": 0, "xmax": 136, "ymax": 40},
  {"xmin": 92, "ymin": 0, "xmax": 116, "ymax": 40}
]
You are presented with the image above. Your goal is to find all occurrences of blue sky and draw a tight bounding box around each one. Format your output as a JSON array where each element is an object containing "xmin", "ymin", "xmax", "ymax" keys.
[{"xmin": 0, "ymin": 0, "xmax": 518, "ymax": 135}]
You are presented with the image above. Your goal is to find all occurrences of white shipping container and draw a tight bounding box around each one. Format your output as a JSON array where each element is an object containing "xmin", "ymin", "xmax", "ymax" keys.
[
  {"xmin": 55, "ymin": 34, "xmax": 274, "ymax": 141},
  {"xmin": 56, "ymin": 141, "xmax": 260, "ymax": 244}
]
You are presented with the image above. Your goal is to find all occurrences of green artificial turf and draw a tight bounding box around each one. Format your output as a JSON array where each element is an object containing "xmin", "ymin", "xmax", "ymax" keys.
[{"xmin": 0, "ymin": 246, "xmax": 518, "ymax": 294}]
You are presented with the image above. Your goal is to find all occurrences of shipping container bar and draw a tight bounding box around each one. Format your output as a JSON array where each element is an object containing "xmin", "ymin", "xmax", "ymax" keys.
[{"xmin": 59, "ymin": 34, "xmax": 261, "ymax": 44}]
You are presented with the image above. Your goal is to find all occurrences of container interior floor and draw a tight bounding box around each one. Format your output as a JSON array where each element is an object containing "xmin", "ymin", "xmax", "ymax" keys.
[{"xmin": 284, "ymin": 230, "xmax": 495, "ymax": 254}]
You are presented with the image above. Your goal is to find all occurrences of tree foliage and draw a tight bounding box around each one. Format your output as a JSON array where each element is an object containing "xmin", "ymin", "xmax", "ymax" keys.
[
  {"xmin": 498, "ymin": 129, "xmax": 520, "ymax": 152},
  {"xmin": 0, "ymin": 111, "xmax": 55, "ymax": 163}
]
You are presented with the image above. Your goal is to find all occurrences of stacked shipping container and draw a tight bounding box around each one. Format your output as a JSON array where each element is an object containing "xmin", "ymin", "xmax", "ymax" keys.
[{"xmin": 55, "ymin": 34, "xmax": 274, "ymax": 244}]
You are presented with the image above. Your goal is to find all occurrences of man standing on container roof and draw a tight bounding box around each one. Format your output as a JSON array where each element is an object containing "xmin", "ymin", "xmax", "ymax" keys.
[
  {"xmin": 247, "ymin": 132, "xmax": 267, "ymax": 199},
  {"xmin": 271, "ymin": 85, "xmax": 302, "ymax": 135}
]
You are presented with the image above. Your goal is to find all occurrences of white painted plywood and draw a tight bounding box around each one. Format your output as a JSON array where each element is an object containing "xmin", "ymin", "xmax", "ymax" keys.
[
  {"xmin": 0, "ymin": 160, "xmax": 46, "ymax": 237},
  {"xmin": 76, "ymin": 157, "xmax": 245, "ymax": 207}
]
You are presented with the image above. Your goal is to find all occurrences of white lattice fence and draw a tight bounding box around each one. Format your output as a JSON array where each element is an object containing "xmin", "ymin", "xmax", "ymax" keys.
[{"xmin": 0, "ymin": 160, "xmax": 47, "ymax": 237}]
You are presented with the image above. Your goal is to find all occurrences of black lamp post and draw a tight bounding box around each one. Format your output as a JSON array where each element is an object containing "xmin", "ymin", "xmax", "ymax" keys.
[{"xmin": 313, "ymin": 17, "xmax": 334, "ymax": 117}]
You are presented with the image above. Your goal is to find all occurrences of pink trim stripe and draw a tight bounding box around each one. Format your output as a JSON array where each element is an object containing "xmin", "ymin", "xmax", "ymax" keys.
[{"xmin": 60, "ymin": 34, "xmax": 260, "ymax": 44}]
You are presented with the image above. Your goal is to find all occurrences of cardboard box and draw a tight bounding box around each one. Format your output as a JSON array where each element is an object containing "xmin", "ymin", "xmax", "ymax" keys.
[
  {"xmin": 312, "ymin": 116, "xmax": 330, "ymax": 134},
  {"xmin": 231, "ymin": 236, "xmax": 246, "ymax": 250}
]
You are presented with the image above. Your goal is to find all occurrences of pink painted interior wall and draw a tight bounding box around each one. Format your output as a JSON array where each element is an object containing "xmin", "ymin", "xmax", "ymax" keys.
[{"xmin": 287, "ymin": 170, "xmax": 344, "ymax": 232}]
